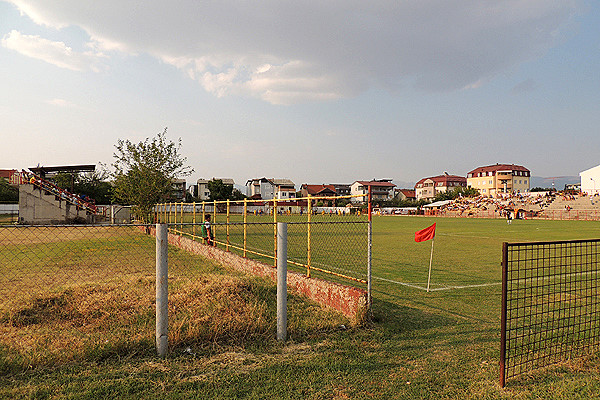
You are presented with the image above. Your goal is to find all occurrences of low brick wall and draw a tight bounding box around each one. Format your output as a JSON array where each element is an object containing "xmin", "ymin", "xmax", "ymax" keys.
[{"xmin": 145, "ymin": 226, "xmax": 367, "ymax": 324}]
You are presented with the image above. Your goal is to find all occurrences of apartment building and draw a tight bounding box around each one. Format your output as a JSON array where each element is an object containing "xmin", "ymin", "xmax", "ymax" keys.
[
  {"xmin": 467, "ymin": 163, "xmax": 530, "ymax": 196},
  {"xmin": 246, "ymin": 178, "xmax": 296, "ymax": 200}
]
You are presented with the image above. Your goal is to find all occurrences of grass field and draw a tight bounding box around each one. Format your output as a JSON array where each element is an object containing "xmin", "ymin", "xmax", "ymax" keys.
[{"xmin": 2, "ymin": 217, "xmax": 600, "ymax": 398}]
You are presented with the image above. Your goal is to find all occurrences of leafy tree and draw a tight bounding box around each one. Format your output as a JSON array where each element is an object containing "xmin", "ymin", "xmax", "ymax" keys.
[
  {"xmin": 232, "ymin": 188, "xmax": 245, "ymax": 201},
  {"xmin": 0, "ymin": 177, "xmax": 18, "ymax": 203},
  {"xmin": 112, "ymin": 128, "xmax": 193, "ymax": 221},
  {"xmin": 52, "ymin": 166, "xmax": 113, "ymax": 204},
  {"xmin": 207, "ymin": 179, "xmax": 233, "ymax": 201},
  {"xmin": 531, "ymin": 187, "xmax": 556, "ymax": 192},
  {"xmin": 433, "ymin": 186, "xmax": 479, "ymax": 202},
  {"xmin": 205, "ymin": 179, "xmax": 246, "ymax": 202}
]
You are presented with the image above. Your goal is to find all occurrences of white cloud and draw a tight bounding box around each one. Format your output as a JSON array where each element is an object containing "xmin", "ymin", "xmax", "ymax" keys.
[
  {"xmin": 45, "ymin": 98, "xmax": 76, "ymax": 107},
  {"xmin": 4, "ymin": 0, "xmax": 581, "ymax": 104},
  {"xmin": 1, "ymin": 29, "xmax": 104, "ymax": 72}
]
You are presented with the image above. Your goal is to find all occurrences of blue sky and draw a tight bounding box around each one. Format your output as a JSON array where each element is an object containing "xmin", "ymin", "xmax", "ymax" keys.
[{"xmin": 1, "ymin": 1, "xmax": 598, "ymax": 188}]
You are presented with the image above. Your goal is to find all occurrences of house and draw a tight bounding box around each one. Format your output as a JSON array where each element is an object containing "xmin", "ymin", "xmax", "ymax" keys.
[
  {"xmin": 332, "ymin": 184, "xmax": 351, "ymax": 196},
  {"xmin": 415, "ymin": 174, "xmax": 467, "ymax": 201},
  {"xmin": 196, "ymin": 178, "xmax": 235, "ymax": 200},
  {"xmin": 466, "ymin": 163, "xmax": 530, "ymax": 196},
  {"xmin": 395, "ymin": 189, "xmax": 416, "ymax": 201},
  {"xmin": 580, "ymin": 165, "xmax": 600, "ymax": 195},
  {"xmin": 246, "ymin": 178, "xmax": 296, "ymax": 200},
  {"xmin": 172, "ymin": 179, "xmax": 187, "ymax": 201},
  {"xmin": 0, "ymin": 169, "xmax": 19, "ymax": 185},
  {"xmin": 350, "ymin": 179, "xmax": 396, "ymax": 203},
  {"xmin": 300, "ymin": 184, "xmax": 337, "ymax": 198}
]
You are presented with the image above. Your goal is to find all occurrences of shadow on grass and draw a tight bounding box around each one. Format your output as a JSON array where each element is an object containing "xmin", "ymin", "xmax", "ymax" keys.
[{"xmin": 371, "ymin": 297, "xmax": 455, "ymax": 334}]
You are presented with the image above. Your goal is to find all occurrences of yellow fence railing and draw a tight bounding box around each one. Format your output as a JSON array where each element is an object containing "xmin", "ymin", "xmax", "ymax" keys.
[{"xmin": 155, "ymin": 195, "xmax": 369, "ymax": 285}]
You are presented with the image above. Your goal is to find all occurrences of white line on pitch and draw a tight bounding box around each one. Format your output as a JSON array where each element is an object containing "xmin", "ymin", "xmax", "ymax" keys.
[
  {"xmin": 428, "ymin": 282, "xmax": 502, "ymax": 291},
  {"xmin": 373, "ymin": 276, "xmax": 501, "ymax": 292},
  {"xmin": 373, "ymin": 276, "xmax": 428, "ymax": 290}
]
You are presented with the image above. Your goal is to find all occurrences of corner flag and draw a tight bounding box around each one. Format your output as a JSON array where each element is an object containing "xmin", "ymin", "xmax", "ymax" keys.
[{"xmin": 415, "ymin": 223, "xmax": 436, "ymax": 242}]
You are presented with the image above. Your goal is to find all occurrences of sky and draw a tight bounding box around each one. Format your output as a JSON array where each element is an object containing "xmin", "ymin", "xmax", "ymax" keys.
[{"xmin": 1, "ymin": 0, "xmax": 598, "ymax": 189}]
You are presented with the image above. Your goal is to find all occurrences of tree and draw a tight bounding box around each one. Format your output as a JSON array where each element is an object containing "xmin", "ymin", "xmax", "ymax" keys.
[
  {"xmin": 52, "ymin": 166, "xmax": 113, "ymax": 204},
  {"xmin": 207, "ymin": 179, "xmax": 233, "ymax": 201},
  {"xmin": 433, "ymin": 186, "xmax": 479, "ymax": 202},
  {"xmin": 205, "ymin": 179, "xmax": 246, "ymax": 202},
  {"xmin": 112, "ymin": 128, "xmax": 193, "ymax": 221},
  {"xmin": 0, "ymin": 177, "xmax": 18, "ymax": 203}
]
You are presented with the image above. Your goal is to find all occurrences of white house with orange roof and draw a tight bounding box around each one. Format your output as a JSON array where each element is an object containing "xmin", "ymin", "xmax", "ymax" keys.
[
  {"xmin": 414, "ymin": 173, "xmax": 467, "ymax": 201},
  {"xmin": 350, "ymin": 179, "xmax": 396, "ymax": 203}
]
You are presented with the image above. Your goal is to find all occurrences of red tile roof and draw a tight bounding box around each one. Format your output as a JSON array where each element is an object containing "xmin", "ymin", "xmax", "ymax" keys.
[
  {"xmin": 468, "ymin": 163, "xmax": 529, "ymax": 175},
  {"xmin": 415, "ymin": 175, "xmax": 466, "ymax": 186},
  {"xmin": 356, "ymin": 181, "xmax": 396, "ymax": 187},
  {"xmin": 397, "ymin": 189, "xmax": 416, "ymax": 197},
  {"xmin": 301, "ymin": 184, "xmax": 337, "ymax": 195}
]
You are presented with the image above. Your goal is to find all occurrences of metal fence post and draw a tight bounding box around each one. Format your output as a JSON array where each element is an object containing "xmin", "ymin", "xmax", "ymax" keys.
[
  {"xmin": 367, "ymin": 186, "xmax": 373, "ymax": 315},
  {"xmin": 277, "ymin": 222, "xmax": 287, "ymax": 341},
  {"xmin": 307, "ymin": 194, "xmax": 312, "ymax": 278},
  {"xmin": 227, "ymin": 199, "xmax": 230, "ymax": 251},
  {"xmin": 273, "ymin": 199, "xmax": 278, "ymax": 266},
  {"xmin": 243, "ymin": 199, "xmax": 247, "ymax": 257},
  {"xmin": 500, "ymin": 242, "xmax": 508, "ymax": 387},
  {"xmin": 156, "ymin": 223, "xmax": 168, "ymax": 357},
  {"xmin": 193, "ymin": 201, "xmax": 196, "ymax": 237}
]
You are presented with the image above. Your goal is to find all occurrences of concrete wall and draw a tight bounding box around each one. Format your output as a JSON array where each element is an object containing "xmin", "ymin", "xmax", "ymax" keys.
[
  {"xmin": 18, "ymin": 184, "xmax": 95, "ymax": 224},
  {"xmin": 144, "ymin": 226, "xmax": 368, "ymax": 324}
]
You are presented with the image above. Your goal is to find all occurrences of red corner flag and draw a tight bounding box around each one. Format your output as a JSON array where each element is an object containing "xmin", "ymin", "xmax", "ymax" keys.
[{"xmin": 415, "ymin": 223, "xmax": 436, "ymax": 242}]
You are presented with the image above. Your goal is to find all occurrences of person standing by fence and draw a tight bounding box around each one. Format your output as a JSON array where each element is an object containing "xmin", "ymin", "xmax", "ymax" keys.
[{"xmin": 201, "ymin": 214, "xmax": 214, "ymax": 246}]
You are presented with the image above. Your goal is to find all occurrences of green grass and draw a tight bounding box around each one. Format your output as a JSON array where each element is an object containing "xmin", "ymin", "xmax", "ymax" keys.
[{"xmin": 2, "ymin": 217, "xmax": 600, "ymax": 398}]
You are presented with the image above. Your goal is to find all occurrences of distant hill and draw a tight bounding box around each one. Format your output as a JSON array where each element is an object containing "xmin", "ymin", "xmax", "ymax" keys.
[
  {"xmin": 392, "ymin": 180, "xmax": 416, "ymax": 189},
  {"xmin": 392, "ymin": 177, "xmax": 581, "ymax": 191},
  {"xmin": 530, "ymin": 176, "xmax": 580, "ymax": 190}
]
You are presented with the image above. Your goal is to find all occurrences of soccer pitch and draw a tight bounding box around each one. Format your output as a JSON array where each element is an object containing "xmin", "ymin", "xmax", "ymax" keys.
[{"xmin": 370, "ymin": 216, "xmax": 600, "ymax": 323}]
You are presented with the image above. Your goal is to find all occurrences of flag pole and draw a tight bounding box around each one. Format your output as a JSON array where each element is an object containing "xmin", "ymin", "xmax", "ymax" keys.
[{"xmin": 426, "ymin": 238, "xmax": 435, "ymax": 292}]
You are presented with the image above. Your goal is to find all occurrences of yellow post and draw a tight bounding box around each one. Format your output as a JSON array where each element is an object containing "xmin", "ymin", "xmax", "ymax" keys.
[
  {"xmin": 169, "ymin": 202, "xmax": 172, "ymax": 224},
  {"xmin": 202, "ymin": 201, "xmax": 205, "ymax": 225},
  {"xmin": 307, "ymin": 195, "xmax": 312, "ymax": 277},
  {"xmin": 193, "ymin": 201, "xmax": 196, "ymax": 237},
  {"xmin": 180, "ymin": 201, "xmax": 183, "ymax": 226},
  {"xmin": 226, "ymin": 199, "xmax": 230, "ymax": 251},
  {"xmin": 174, "ymin": 202, "xmax": 177, "ymax": 225},
  {"xmin": 213, "ymin": 200, "xmax": 217, "ymax": 245},
  {"xmin": 273, "ymin": 199, "xmax": 277, "ymax": 266},
  {"xmin": 243, "ymin": 198, "xmax": 247, "ymax": 257}
]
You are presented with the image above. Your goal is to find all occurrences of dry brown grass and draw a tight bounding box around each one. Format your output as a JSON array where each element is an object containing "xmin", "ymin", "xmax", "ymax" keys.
[
  {"xmin": 0, "ymin": 272, "xmax": 346, "ymax": 368},
  {"xmin": 168, "ymin": 275, "xmax": 272, "ymax": 347},
  {"xmin": 0, "ymin": 226, "xmax": 130, "ymax": 245}
]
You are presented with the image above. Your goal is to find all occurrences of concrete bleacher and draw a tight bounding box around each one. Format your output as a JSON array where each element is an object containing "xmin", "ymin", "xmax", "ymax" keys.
[
  {"xmin": 17, "ymin": 171, "xmax": 107, "ymax": 224},
  {"xmin": 542, "ymin": 194, "xmax": 600, "ymax": 212}
]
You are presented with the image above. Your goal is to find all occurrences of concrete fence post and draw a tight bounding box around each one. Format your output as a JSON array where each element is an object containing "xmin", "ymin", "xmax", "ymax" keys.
[
  {"xmin": 156, "ymin": 223, "xmax": 168, "ymax": 357},
  {"xmin": 277, "ymin": 222, "xmax": 287, "ymax": 341}
]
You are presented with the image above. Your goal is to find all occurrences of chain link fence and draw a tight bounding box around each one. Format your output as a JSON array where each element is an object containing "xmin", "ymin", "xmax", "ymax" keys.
[
  {"xmin": 1, "ymin": 213, "xmax": 369, "ymax": 363},
  {"xmin": 157, "ymin": 195, "xmax": 370, "ymax": 285},
  {"xmin": 0, "ymin": 224, "xmax": 234, "ymax": 364},
  {"xmin": 500, "ymin": 239, "xmax": 600, "ymax": 387}
]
